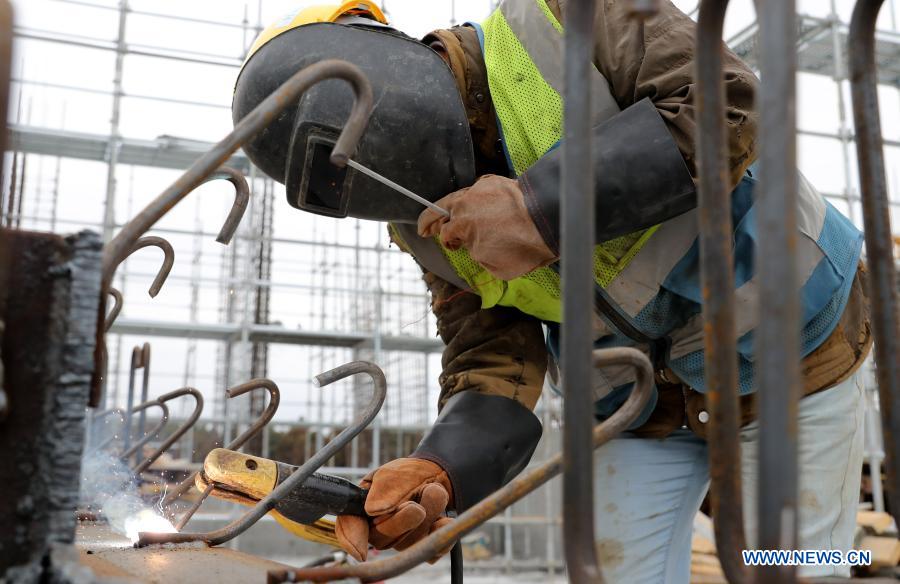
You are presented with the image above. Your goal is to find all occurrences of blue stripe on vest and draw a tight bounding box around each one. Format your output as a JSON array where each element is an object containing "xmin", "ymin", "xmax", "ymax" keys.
[
  {"xmin": 660, "ymin": 175, "xmax": 757, "ymax": 305},
  {"xmin": 547, "ymin": 175, "xmax": 863, "ymax": 414},
  {"xmin": 670, "ymin": 202, "xmax": 862, "ymax": 395}
]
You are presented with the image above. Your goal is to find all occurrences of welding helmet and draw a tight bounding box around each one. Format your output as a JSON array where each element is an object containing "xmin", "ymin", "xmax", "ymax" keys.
[{"xmin": 233, "ymin": 2, "xmax": 476, "ymax": 223}]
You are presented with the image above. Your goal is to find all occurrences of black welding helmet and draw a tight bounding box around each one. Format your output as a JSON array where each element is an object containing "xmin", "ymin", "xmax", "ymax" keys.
[{"xmin": 233, "ymin": 2, "xmax": 476, "ymax": 223}]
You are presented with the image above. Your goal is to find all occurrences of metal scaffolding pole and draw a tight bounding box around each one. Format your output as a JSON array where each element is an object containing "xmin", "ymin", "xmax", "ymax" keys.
[{"xmin": 102, "ymin": 0, "xmax": 127, "ymax": 243}]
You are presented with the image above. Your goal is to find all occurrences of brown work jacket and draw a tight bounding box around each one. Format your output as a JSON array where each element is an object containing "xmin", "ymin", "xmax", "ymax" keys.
[{"xmin": 404, "ymin": 0, "xmax": 871, "ymax": 439}]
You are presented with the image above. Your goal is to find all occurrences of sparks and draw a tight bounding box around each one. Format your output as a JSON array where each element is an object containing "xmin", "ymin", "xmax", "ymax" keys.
[{"xmin": 124, "ymin": 509, "xmax": 177, "ymax": 544}]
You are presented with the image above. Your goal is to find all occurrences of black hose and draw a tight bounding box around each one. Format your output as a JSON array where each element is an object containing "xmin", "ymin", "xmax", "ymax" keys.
[{"xmin": 450, "ymin": 541, "xmax": 463, "ymax": 584}]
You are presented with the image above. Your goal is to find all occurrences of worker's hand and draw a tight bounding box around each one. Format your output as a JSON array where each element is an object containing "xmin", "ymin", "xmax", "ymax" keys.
[
  {"xmin": 335, "ymin": 458, "xmax": 455, "ymax": 562},
  {"xmin": 417, "ymin": 175, "xmax": 558, "ymax": 281}
]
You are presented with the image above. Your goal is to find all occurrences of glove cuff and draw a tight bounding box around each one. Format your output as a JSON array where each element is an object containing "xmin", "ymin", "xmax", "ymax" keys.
[
  {"xmin": 518, "ymin": 98, "xmax": 696, "ymax": 254},
  {"xmin": 411, "ymin": 392, "xmax": 542, "ymax": 512}
]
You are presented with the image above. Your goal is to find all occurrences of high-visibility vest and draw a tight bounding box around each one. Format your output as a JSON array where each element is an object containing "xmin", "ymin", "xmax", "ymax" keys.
[{"xmin": 391, "ymin": 0, "xmax": 863, "ymax": 395}]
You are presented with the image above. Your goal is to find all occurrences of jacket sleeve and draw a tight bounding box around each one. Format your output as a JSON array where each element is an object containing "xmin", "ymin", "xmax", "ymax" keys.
[
  {"xmin": 521, "ymin": 0, "xmax": 758, "ymax": 254},
  {"xmin": 409, "ymin": 270, "xmax": 546, "ymax": 510}
]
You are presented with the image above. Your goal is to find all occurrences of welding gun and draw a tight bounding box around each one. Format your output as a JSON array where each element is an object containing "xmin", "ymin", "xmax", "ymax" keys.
[{"xmin": 198, "ymin": 448, "xmax": 367, "ymax": 546}]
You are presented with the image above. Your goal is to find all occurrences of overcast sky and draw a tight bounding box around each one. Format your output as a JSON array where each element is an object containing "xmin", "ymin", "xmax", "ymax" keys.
[{"xmin": 6, "ymin": 0, "xmax": 900, "ymax": 433}]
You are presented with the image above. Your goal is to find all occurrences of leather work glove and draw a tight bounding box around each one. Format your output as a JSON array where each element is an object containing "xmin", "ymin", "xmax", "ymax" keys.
[
  {"xmin": 335, "ymin": 457, "xmax": 455, "ymax": 562},
  {"xmin": 417, "ymin": 174, "xmax": 558, "ymax": 281}
]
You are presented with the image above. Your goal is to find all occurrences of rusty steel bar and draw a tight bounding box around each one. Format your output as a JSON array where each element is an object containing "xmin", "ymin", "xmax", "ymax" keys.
[
  {"xmin": 136, "ymin": 361, "xmax": 385, "ymax": 547},
  {"xmin": 90, "ymin": 60, "xmax": 373, "ymax": 405},
  {"xmin": 208, "ymin": 166, "xmax": 250, "ymax": 245},
  {"xmin": 132, "ymin": 387, "xmax": 204, "ymax": 476},
  {"xmin": 559, "ymin": 0, "xmax": 604, "ymax": 581},
  {"xmin": 122, "ymin": 236, "xmax": 175, "ymax": 298},
  {"xmin": 695, "ymin": 2, "xmax": 750, "ymax": 582},
  {"xmin": 98, "ymin": 237, "xmax": 172, "ymax": 410},
  {"xmin": 120, "ymin": 400, "xmax": 169, "ymax": 461},
  {"xmin": 104, "ymin": 287, "xmax": 123, "ymax": 332},
  {"xmin": 122, "ymin": 343, "xmax": 149, "ymax": 456},
  {"xmin": 271, "ymin": 348, "xmax": 653, "ymax": 583},
  {"xmin": 164, "ymin": 379, "xmax": 281, "ymax": 525},
  {"xmin": 849, "ymin": 0, "xmax": 900, "ymax": 526},
  {"xmin": 134, "ymin": 342, "xmax": 152, "ymax": 458},
  {"xmin": 756, "ymin": 3, "xmax": 801, "ymax": 582}
]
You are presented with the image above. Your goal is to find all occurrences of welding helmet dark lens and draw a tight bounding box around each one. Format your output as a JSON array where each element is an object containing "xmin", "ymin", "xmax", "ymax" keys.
[{"xmin": 288, "ymin": 135, "xmax": 351, "ymax": 218}]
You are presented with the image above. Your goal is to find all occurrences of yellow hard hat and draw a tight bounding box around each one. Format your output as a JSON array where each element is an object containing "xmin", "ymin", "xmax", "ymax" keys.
[{"xmin": 246, "ymin": 2, "xmax": 388, "ymax": 62}]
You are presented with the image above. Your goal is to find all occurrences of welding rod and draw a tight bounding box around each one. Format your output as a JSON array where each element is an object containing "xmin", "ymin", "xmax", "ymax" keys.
[{"xmin": 346, "ymin": 158, "xmax": 450, "ymax": 218}]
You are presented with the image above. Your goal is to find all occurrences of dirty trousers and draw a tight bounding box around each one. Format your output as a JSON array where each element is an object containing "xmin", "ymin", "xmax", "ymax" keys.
[{"xmin": 592, "ymin": 372, "xmax": 865, "ymax": 583}]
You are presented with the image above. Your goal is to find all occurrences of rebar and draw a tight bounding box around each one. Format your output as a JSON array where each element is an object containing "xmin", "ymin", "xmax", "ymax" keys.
[
  {"xmin": 848, "ymin": 0, "xmax": 900, "ymax": 528},
  {"xmin": 132, "ymin": 387, "xmax": 204, "ymax": 476},
  {"xmin": 122, "ymin": 236, "xmax": 175, "ymax": 298},
  {"xmin": 209, "ymin": 166, "xmax": 250, "ymax": 245},
  {"xmin": 163, "ymin": 378, "xmax": 281, "ymax": 526},
  {"xmin": 104, "ymin": 287, "xmax": 123, "ymax": 332},
  {"xmin": 136, "ymin": 361, "xmax": 385, "ymax": 547},
  {"xmin": 756, "ymin": 3, "xmax": 801, "ymax": 582},
  {"xmin": 270, "ymin": 348, "xmax": 653, "ymax": 583},
  {"xmin": 695, "ymin": 2, "xmax": 750, "ymax": 582},
  {"xmin": 120, "ymin": 400, "xmax": 169, "ymax": 461},
  {"xmin": 122, "ymin": 343, "xmax": 149, "ymax": 456},
  {"xmin": 90, "ymin": 59, "xmax": 373, "ymax": 406},
  {"xmin": 560, "ymin": 0, "xmax": 602, "ymax": 582}
]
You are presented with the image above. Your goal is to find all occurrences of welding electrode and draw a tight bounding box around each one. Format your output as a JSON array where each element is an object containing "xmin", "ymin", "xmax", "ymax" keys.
[{"xmin": 346, "ymin": 158, "xmax": 451, "ymax": 218}]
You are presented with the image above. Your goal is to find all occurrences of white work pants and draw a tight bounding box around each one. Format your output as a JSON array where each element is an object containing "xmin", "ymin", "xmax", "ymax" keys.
[{"xmin": 592, "ymin": 372, "xmax": 865, "ymax": 583}]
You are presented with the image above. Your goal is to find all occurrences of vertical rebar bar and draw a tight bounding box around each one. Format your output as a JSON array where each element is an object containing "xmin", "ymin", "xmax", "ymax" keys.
[
  {"xmin": 561, "ymin": 0, "xmax": 602, "ymax": 581},
  {"xmin": 0, "ymin": 0, "xmax": 10, "ymax": 216},
  {"xmin": 849, "ymin": 0, "xmax": 900, "ymax": 529},
  {"xmin": 757, "ymin": 2, "xmax": 800, "ymax": 582},
  {"xmin": 135, "ymin": 342, "xmax": 151, "ymax": 465},
  {"xmin": 695, "ymin": 2, "xmax": 750, "ymax": 582}
]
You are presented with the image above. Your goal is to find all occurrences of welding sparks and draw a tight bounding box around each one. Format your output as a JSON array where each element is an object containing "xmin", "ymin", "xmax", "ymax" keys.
[{"xmin": 124, "ymin": 509, "xmax": 177, "ymax": 544}]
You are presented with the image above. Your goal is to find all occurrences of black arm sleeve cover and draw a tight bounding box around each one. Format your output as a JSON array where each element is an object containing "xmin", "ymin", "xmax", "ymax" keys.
[
  {"xmin": 411, "ymin": 392, "xmax": 543, "ymax": 512},
  {"xmin": 517, "ymin": 98, "xmax": 696, "ymax": 254}
]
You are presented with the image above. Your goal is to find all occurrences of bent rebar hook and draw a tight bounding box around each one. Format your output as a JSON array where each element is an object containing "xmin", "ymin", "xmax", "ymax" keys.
[
  {"xmin": 162, "ymin": 379, "xmax": 281, "ymax": 527},
  {"xmin": 132, "ymin": 387, "xmax": 204, "ymax": 476},
  {"xmin": 107, "ymin": 237, "xmax": 174, "ymax": 333},
  {"xmin": 124, "ymin": 236, "xmax": 175, "ymax": 298},
  {"xmin": 137, "ymin": 361, "xmax": 386, "ymax": 547},
  {"xmin": 105, "ymin": 288, "xmax": 123, "ymax": 332},
  {"xmin": 91, "ymin": 59, "xmax": 374, "ymax": 404},
  {"xmin": 270, "ymin": 349, "xmax": 653, "ymax": 583},
  {"xmin": 121, "ymin": 400, "xmax": 170, "ymax": 463},
  {"xmin": 207, "ymin": 166, "xmax": 250, "ymax": 245},
  {"xmin": 123, "ymin": 343, "xmax": 151, "ymax": 458},
  {"xmin": 97, "ymin": 237, "xmax": 172, "ymax": 405},
  {"xmin": 849, "ymin": 0, "xmax": 900, "ymax": 530}
]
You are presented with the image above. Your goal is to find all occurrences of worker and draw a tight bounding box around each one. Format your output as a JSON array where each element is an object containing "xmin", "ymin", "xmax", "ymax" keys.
[{"xmin": 232, "ymin": 1, "xmax": 872, "ymax": 581}]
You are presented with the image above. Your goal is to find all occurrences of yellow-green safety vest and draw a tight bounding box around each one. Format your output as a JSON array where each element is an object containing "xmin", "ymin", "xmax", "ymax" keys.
[{"xmin": 392, "ymin": 0, "xmax": 658, "ymax": 323}]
